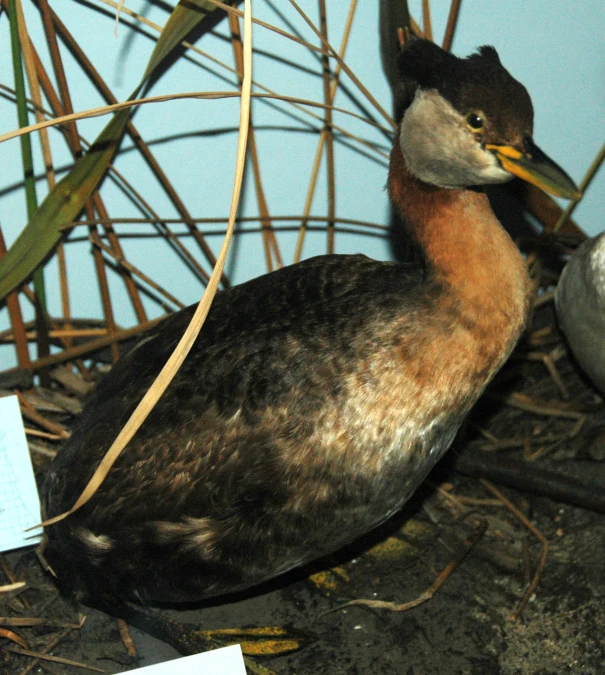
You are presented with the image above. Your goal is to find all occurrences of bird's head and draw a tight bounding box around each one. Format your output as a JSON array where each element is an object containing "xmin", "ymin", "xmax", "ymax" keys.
[{"xmin": 397, "ymin": 39, "xmax": 580, "ymax": 200}]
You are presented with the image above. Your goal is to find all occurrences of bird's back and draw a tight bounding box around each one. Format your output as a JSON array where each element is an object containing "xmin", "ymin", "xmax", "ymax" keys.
[{"xmin": 44, "ymin": 254, "xmax": 455, "ymax": 604}]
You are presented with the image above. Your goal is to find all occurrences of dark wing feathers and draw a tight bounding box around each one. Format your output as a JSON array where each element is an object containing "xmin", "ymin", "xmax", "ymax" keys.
[
  {"xmin": 42, "ymin": 255, "xmax": 425, "ymax": 601},
  {"xmin": 78, "ymin": 254, "xmax": 422, "ymax": 422},
  {"xmin": 45, "ymin": 255, "xmax": 423, "ymax": 514}
]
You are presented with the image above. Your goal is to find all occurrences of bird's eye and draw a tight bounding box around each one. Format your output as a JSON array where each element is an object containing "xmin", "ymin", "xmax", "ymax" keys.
[{"xmin": 465, "ymin": 113, "xmax": 484, "ymax": 132}]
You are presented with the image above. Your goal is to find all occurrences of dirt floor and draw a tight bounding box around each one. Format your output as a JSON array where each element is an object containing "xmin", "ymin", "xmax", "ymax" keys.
[{"xmin": 1, "ymin": 307, "xmax": 605, "ymax": 675}]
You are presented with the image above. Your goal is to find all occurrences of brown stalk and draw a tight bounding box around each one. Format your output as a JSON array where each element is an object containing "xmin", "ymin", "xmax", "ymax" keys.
[
  {"xmin": 442, "ymin": 0, "xmax": 462, "ymax": 52},
  {"xmin": 36, "ymin": 0, "xmax": 79, "ymax": 152},
  {"xmin": 92, "ymin": 238, "xmax": 185, "ymax": 310},
  {"xmin": 2, "ymin": 645, "xmax": 104, "ymax": 673},
  {"xmin": 36, "ymin": 4, "xmax": 218, "ymax": 286},
  {"xmin": 88, "ymin": 226, "xmax": 120, "ymax": 363},
  {"xmin": 287, "ymin": 0, "xmax": 396, "ymax": 130},
  {"xmin": 91, "ymin": 197, "xmax": 148, "ymax": 323},
  {"xmin": 229, "ymin": 10, "xmax": 282, "ymax": 271},
  {"xmin": 0, "ymin": 556, "xmax": 30, "ymax": 614},
  {"xmin": 98, "ymin": 0, "xmax": 393, "ymax": 154},
  {"xmin": 522, "ymin": 184, "xmax": 584, "ymax": 238},
  {"xmin": 472, "ymin": 432, "xmax": 569, "ymax": 453},
  {"xmin": 293, "ymin": 0, "xmax": 357, "ymax": 262},
  {"xmin": 2, "ymin": 316, "xmax": 163, "ymax": 377},
  {"xmin": 15, "ymin": 1, "xmax": 55, "ymax": 191},
  {"xmin": 480, "ymin": 480, "xmax": 549, "ymax": 620},
  {"xmin": 76, "ymin": 227, "xmax": 119, "ymax": 363},
  {"xmin": 0, "ymin": 617, "xmax": 81, "ymax": 628},
  {"xmin": 0, "ymin": 627, "xmax": 28, "ymax": 649},
  {"xmin": 25, "ymin": 6, "xmax": 116, "ymax": 362},
  {"xmin": 31, "ymin": 8, "xmax": 91, "ymax": 344},
  {"xmin": 1, "ymin": 326, "xmax": 104, "ymax": 342},
  {"xmin": 318, "ymin": 0, "xmax": 336, "ymax": 255},
  {"xmin": 40, "ymin": 0, "xmax": 254, "ymax": 528},
  {"xmin": 522, "ymin": 348, "xmax": 569, "ymax": 399},
  {"xmin": 333, "ymin": 517, "xmax": 487, "ymax": 613},
  {"xmin": 422, "ymin": 0, "xmax": 433, "ymax": 41},
  {"xmin": 1, "ymin": 316, "xmax": 117, "ymax": 333},
  {"xmin": 496, "ymin": 391, "xmax": 584, "ymax": 423},
  {"xmin": 17, "ymin": 392, "xmax": 70, "ymax": 439},
  {"xmin": 55, "ymin": 243, "xmax": 71, "ymax": 340},
  {"xmin": 37, "ymin": 1, "xmax": 147, "ymax": 327},
  {"xmin": 11, "ymin": 0, "xmax": 52, "ymax": 375},
  {"xmin": 69, "ymin": 214, "xmax": 388, "ymax": 231},
  {"xmin": 13, "ymin": 620, "xmax": 84, "ymax": 675},
  {"xmin": 0, "ymin": 556, "xmax": 24, "ymax": 590},
  {"xmin": 0, "ymin": 227, "xmax": 31, "ymax": 368},
  {"xmin": 117, "ymin": 619, "xmax": 137, "ymax": 658},
  {"xmin": 293, "ymin": 131, "xmax": 327, "ymax": 263},
  {"xmin": 24, "ymin": 427, "xmax": 63, "ymax": 440},
  {"xmin": 553, "ymin": 140, "xmax": 605, "ymax": 233}
]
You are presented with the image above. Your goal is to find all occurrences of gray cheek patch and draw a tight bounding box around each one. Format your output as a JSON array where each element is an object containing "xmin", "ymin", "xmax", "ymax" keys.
[{"xmin": 400, "ymin": 90, "xmax": 511, "ymax": 189}]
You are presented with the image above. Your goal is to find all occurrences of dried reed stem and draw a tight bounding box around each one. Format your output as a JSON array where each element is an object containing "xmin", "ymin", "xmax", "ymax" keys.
[
  {"xmin": 92, "ymin": 238, "xmax": 185, "ymax": 310},
  {"xmin": 287, "ymin": 0, "xmax": 395, "ymax": 130},
  {"xmin": 5, "ymin": 317, "xmax": 164, "ymax": 376},
  {"xmin": 0, "ymin": 227, "xmax": 31, "ymax": 368},
  {"xmin": 0, "ymin": 90, "xmax": 388, "ymax": 148},
  {"xmin": 37, "ymin": 5, "xmax": 220, "ymax": 283},
  {"xmin": 207, "ymin": 0, "xmax": 328, "ymax": 56},
  {"xmin": 422, "ymin": 0, "xmax": 433, "ymax": 41},
  {"xmin": 294, "ymin": 0, "xmax": 357, "ymax": 262},
  {"xmin": 40, "ymin": 0, "xmax": 255, "ymax": 528},
  {"xmin": 553, "ymin": 140, "xmax": 605, "ymax": 233},
  {"xmin": 442, "ymin": 0, "xmax": 461, "ymax": 52},
  {"xmin": 480, "ymin": 480, "xmax": 549, "ymax": 620},
  {"xmin": 229, "ymin": 10, "xmax": 283, "ymax": 271},
  {"xmin": 318, "ymin": 0, "xmax": 336, "ymax": 255}
]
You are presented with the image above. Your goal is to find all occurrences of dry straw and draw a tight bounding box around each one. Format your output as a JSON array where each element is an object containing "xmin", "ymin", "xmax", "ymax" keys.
[{"xmin": 40, "ymin": 0, "xmax": 254, "ymax": 528}]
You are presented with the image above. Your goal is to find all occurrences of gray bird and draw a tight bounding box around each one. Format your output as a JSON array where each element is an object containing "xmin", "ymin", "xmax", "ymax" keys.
[{"xmin": 556, "ymin": 232, "xmax": 605, "ymax": 394}]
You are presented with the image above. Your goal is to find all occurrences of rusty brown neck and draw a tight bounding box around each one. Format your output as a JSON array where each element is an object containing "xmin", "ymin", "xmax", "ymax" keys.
[{"xmin": 388, "ymin": 139, "xmax": 532, "ymax": 334}]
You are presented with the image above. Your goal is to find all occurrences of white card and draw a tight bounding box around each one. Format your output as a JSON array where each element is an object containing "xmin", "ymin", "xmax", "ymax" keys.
[
  {"xmin": 116, "ymin": 644, "xmax": 247, "ymax": 675},
  {"xmin": 0, "ymin": 395, "xmax": 42, "ymax": 552}
]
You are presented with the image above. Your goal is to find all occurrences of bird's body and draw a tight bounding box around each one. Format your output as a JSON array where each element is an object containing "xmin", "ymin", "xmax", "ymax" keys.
[
  {"xmin": 43, "ymin": 39, "xmax": 577, "ymax": 627},
  {"xmin": 44, "ymin": 177, "xmax": 529, "ymax": 606},
  {"xmin": 556, "ymin": 233, "xmax": 605, "ymax": 394}
]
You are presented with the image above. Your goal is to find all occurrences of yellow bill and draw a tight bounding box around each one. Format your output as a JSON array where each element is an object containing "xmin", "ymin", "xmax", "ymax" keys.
[{"xmin": 486, "ymin": 139, "xmax": 581, "ymax": 200}]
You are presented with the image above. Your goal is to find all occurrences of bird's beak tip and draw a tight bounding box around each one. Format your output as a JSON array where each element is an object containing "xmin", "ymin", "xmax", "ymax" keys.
[{"xmin": 485, "ymin": 141, "xmax": 580, "ymax": 201}]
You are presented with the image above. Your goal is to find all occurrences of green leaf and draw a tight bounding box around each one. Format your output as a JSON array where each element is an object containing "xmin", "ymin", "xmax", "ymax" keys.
[
  {"xmin": 0, "ymin": 0, "xmax": 231, "ymax": 302},
  {"xmin": 7, "ymin": 0, "xmax": 47, "ymax": 313},
  {"xmin": 0, "ymin": 110, "xmax": 129, "ymax": 300},
  {"xmin": 143, "ymin": 0, "xmax": 224, "ymax": 81}
]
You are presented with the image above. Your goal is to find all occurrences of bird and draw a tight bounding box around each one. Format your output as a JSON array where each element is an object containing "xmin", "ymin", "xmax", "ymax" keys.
[
  {"xmin": 556, "ymin": 232, "xmax": 605, "ymax": 394},
  {"xmin": 42, "ymin": 38, "xmax": 579, "ymax": 654}
]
